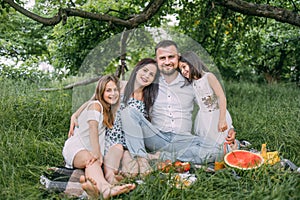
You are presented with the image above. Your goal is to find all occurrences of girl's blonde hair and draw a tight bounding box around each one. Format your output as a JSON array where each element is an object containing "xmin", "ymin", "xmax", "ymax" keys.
[{"xmin": 91, "ymin": 75, "xmax": 120, "ymax": 128}]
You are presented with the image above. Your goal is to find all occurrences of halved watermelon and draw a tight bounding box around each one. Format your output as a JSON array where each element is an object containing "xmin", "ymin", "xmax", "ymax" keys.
[{"xmin": 224, "ymin": 150, "xmax": 264, "ymax": 170}]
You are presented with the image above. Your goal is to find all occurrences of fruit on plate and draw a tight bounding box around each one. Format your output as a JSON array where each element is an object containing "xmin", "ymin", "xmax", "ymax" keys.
[
  {"xmin": 173, "ymin": 174, "xmax": 196, "ymax": 189},
  {"xmin": 266, "ymin": 151, "xmax": 281, "ymax": 165},
  {"xmin": 157, "ymin": 160, "xmax": 191, "ymax": 173},
  {"xmin": 157, "ymin": 159, "xmax": 172, "ymax": 172},
  {"xmin": 224, "ymin": 150, "xmax": 264, "ymax": 170},
  {"xmin": 174, "ymin": 161, "xmax": 191, "ymax": 173}
]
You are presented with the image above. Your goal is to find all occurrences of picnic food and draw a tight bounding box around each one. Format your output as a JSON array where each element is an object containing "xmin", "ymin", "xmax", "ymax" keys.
[
  {"xmin": 224, "ymin": 150, "xmax": 264, "ymax": 170},
  {"xmin": 157, "ymin": 160, "xmax": 191, "ymax": 173},
  {"xmin": 261, "ymin": 143, "xmax": 267, "ymax": 161},
  {"xmin": 174, "ymin": 161, "xmax": 191, "ymax": 173},
  {"xmin": 173, "ymin": 173, "xmax": 196, "ymax": 189},
  {"xmin": 260, "ymin": 143, "xmax": 280, "ymax": 165},
  {"xmin": 157, "ymin": 159, "xmax": 172, "ymax": 172},
  {"xmin": 266, "ymin": 151, "xmax": 281, "ymax": 165}
]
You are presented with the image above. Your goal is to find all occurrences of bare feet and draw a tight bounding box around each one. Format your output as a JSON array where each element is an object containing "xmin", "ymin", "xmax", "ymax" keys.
[
  {"xmin": 121, "ymin": 158, "xmax": 139, "ymax": 178},
  {"xmin": 102, "ymin": 183, "xmax": 136, "ymax": 199},
  {"xmin": 80, "ymin": 175, "xmax": 136, "ymax": 199},
  {"xmin": 147, "ymin": 151, "xmax": 160, "ymax": 160},
  {"xmin": 137, "ymin": 157, "xmax": 152, "ymax": 176},
  {"xmin": 105, "ymin": 172, "xmax": 124, "ymax": 185},
  {"xmin": 80, "ymin": 175, "xmax": 99, "ymax": 199}
]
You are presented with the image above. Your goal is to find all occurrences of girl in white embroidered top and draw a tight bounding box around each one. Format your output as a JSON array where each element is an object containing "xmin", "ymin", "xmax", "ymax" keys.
[
  {"xmin": 62, "ymin": 75, "xmax": 135, "ymax": 199},
  {"xmin": 179, "ymin": 51, "xmax": 238, "ymax": 153}
]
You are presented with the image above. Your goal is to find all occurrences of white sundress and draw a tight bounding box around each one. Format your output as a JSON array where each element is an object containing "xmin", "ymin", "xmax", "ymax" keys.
[
  {"xmin": 193, "ymin": 72, "xmax": 233, "ymax": 148},
  {"xmin": 62, "ymin": 100, "xmax": 105, "ymax": 169}
]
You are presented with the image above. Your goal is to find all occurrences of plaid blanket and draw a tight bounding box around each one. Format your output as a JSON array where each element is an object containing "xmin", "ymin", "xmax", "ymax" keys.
[
  {"xmin": 40, "ymin": 167, "xmax": 87, "ymax": 198},
  {"xmin": 40, "ymin": 141, "xmax": 298, "ymax": 198}
]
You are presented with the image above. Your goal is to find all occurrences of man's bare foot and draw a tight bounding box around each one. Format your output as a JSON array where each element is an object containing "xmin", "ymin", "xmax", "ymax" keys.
[
  {"xmin": 147, "ymin": 151, "xmax": 160, "ymax": 160},
  {"xmin": 102, "ymin": 183, "xmax": 136, "ymax": 199},
  {"xmin": 137, "ymin": 157, "xmax": 152, "ymax": 176},
  {"xmin": 80, "ymin": 175, "xmax": 99, "ymax": 199},
  {"xmin": 121, "ymin": 159, "xmax": 139, "ymax": 178}
]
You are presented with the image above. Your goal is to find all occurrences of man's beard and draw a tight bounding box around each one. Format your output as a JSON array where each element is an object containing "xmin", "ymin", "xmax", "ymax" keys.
[{"xmin": 160, "ymin": 68, "xmax": 177, "ymax": 76}]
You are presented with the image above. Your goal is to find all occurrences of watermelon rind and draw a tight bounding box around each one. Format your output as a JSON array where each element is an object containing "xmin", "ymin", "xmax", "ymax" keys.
[{"xmin": 224, "ymin": 150, "xmax": 264, "ymax": 170}]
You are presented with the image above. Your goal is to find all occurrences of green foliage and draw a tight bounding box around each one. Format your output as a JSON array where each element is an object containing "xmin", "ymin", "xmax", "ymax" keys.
[
  {"xmin": 226, "ymin": 81, "xmax": 300, "ymax": 160},
  {"xmin": 47, "ymin": 0, "xmax": 164, "ymax": 75},
  {"xmin": 0, "ymin": 77, "xmax": 299, "ymax": 199},
  {"xmin": 1, "ymin": 0, "xmax": 299, "ymax": 85},
  {"xmin": 0, "ymin": 64, "xmax": 51, "ymax": 84},
  {"xmin": 0, "ymin": 6, "xmax": 52, "ymax": 61},
  {"xmin": 0, "ymin": 78, "xmax": 72, "ymax": 199},
  {"xmin": 175, "ymin": 0, "xmax": 300, "ymax": 84}
]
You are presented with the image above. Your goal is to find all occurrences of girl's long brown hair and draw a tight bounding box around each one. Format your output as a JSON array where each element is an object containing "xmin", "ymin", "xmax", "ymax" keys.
[
  {"xmin": 90, "ymin": 75, "xmax": 120, "ymax": 128},
  {"xmin": 179, "ymin": 51, "xmax": 210, "ymax": 85}
]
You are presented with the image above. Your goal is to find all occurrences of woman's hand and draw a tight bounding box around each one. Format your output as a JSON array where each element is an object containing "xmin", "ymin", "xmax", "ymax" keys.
[{"xmin": 85, "ymin": 152, "xmax": 103, "ymax": 167}]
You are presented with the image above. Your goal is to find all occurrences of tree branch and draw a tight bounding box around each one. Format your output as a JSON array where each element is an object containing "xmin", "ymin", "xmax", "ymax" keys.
[
  {"xmin": 3, "ymin": 0, "xmax": 165, "ymax": 28},
  {"xmin": 3, "ymin": 0, "xmax": 62, "ymax": 26},
  {"xmin": 215, "ymin": 0, "xmax": 300, "ymax": 27},
  {"xmin": 39, "ymin": 76, "xmax": 102, "ymax": 91}
]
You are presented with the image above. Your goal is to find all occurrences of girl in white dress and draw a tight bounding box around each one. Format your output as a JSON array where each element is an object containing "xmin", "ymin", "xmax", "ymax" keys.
[
  {"xmin": 62, "ymin": 75, "xmax": 135, "ymax": 199},
  {"xmin": 179, "ymin": 51, "xmax": 238, "ymax": 154}
]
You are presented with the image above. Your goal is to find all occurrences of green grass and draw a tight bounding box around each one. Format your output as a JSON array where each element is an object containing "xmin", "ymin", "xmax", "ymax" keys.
[{"xmin": 0, "ymin": 78, "xmax": 299, "ymax": 200}]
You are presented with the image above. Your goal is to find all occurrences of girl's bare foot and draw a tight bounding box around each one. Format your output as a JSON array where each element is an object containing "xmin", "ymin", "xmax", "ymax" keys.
[
  {"xmin": 80, "ymin": 175, "xmax": 136, "ymax": 199},
  {"xmin": 105, "ymin": 172, "xmax": 124, "ymax": 185},
  {"xmin": 80, "ymin": 175, "xmax": 99, "ymax": 199}
]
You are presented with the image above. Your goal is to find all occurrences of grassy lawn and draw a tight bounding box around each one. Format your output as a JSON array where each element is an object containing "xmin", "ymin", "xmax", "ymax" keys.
[{"xmin": 0, "ymin": 78, "xmax": 299, "ymax": 199}]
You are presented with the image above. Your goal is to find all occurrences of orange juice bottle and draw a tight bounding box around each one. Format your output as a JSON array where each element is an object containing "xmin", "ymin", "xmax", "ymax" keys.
[{"xmin": 214, "ymin": 143, "xmax": 225, "ymax": 171}]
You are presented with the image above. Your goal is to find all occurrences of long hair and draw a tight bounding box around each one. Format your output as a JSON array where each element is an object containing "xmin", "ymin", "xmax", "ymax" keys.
[
  {"xmin": 90, "ymin": 75, "xmax": 120, "ymax": 128},
  {"xmin": 123, "ymin": 58, "xmax": 160, "ymax": 120},
  {"xmin": 180, "ymin": 51, "xmax": 209, "ymax": 84}
]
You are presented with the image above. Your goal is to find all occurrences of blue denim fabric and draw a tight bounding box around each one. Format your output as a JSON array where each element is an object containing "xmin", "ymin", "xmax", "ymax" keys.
[{"xmin": 121, "ymin": 107, "xmax": 221, "ymax": 164}]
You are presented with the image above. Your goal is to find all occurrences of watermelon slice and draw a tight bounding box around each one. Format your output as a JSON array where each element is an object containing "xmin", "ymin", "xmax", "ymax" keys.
[{"xmin": 224, "ymin": 150, "xmax": 264, "ymax": 170}]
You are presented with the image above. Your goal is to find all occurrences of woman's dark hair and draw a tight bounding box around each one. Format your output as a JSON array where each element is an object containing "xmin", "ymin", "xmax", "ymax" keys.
[{"xmin": 123, "ymin": 58, "xmax": 160, "ymax": 120}]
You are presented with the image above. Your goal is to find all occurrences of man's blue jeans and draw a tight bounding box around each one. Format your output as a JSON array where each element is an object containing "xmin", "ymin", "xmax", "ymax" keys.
[{"xmin": 120, "ymin": 107, "xmax": 220, "ymax": 164}]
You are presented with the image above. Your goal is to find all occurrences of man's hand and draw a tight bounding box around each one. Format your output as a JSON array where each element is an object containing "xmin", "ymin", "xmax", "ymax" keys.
[
  {"xmin": 226, "ymin": 128, "xmax": 236, "ymax": 144},
  {"xmin": 68, "ymin": 114, "xmax": 79, "ymax": 138}
]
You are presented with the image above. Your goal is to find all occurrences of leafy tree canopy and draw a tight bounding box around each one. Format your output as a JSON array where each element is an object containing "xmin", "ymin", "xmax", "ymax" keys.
[{"xmin": 0, "ymin": 0, "xmax": 299, "ymax": 84}]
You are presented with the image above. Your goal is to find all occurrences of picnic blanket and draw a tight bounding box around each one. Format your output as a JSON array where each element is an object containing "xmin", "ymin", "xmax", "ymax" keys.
[
  {"xmin": 40, "ymin": 166, "xmax": 199, "ymax": 198},
  {"xmin": 40, "ymin": 141, "xmax": 299, "ymax": 198},
  {"xmin": 40, "ymin": 167, "xmax": 87, "ymax": 198}
]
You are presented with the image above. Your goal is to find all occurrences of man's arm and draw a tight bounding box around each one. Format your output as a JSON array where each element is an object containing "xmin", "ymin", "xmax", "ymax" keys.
[{"xmin": 68, "ymin": 101, "xmax": 90, "ymax": 137}]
